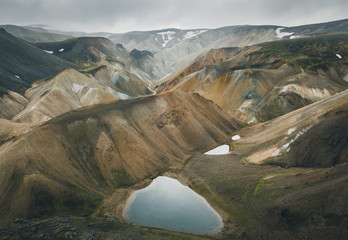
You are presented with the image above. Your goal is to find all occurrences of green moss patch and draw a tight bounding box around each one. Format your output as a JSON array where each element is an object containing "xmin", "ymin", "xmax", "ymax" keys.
[
  {"xmin": 257, "ymin": 33, "xmax": 348, "ymax": 72},
  {"xmin": 112, "ymin": 170, "xmax": 133, "ymax": 187}
]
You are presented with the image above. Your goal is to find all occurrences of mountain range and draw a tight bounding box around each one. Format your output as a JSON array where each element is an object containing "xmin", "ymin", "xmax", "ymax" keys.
[{"xmin": 0, "ymin": 18, "xmax": 347, "ymax": 239}]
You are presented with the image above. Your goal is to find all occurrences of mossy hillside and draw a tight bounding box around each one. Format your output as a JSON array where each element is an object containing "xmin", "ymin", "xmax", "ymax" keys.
[{"xmin": 257, "ymin": 33, "xmax": 348, "ymax": 72}]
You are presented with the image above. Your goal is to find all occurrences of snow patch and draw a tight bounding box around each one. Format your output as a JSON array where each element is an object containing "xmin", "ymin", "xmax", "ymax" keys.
[
  {"xmin": 290, "ymin": 35, "xmax": 300, "ymax": 39},
  {"xmin": 72, "ymin": 83, "xmax": 84, "ymax": 94},
  {"xmin": 183, "ymin": 30, "xmax": 208, "ymax": 39},
  {"xmin": 157, "ymin": 31, "xmax": 176, "ymax": 48},
  {"xmin": 204, "ymin": 145, "xmax": 230, "ymax": 155},
  {"xmin": 336, "ymin": 54, "xmax": 342, "ymax": 59},
  {"xmin": 14, "ymin": 75, "xmax": 20, "ymax": 79},
  {"xmin": 280, "ymin": 126, "xmax": 312, "ymax": 151},
  {"xmin": 275, "ymin": 28, "xmax": 294, "ymax": 39},
  {"xmin": 232, "ymin": 135, "xmax": 241, "ymax": 141},
  {"xmin": 43, "ymin": 50, "xmax": 53, "ymax": 54},
  {"xmin": 59, "ymin": 48, "xmax": 64, "ymax": 52},
  {"xmin": 287, "ymin": 128, "xmax": 296, "ymax": 135}
]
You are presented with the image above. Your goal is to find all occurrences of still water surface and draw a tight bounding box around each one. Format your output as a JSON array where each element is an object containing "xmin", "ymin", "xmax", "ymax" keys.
[{"xmin": 123, "ymin": 176, "xmax": 223, "ymax": 234}]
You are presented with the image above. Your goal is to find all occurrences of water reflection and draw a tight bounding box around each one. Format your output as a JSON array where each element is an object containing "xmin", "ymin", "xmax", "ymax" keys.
[{"xmin": 123, "ymin": 176, "xmax": 223, "ymax": 234}]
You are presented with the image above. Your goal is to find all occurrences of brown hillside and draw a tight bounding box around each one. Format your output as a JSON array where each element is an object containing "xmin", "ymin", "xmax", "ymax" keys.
[
  {"xmin": 0, "ymin": 91, "xmax": 241, "ymax": 223},
  {"xmin": 181, "ymin": 89, "xmax": 348, "ymax": 239},
  {"xmin": 157, "ymin": 36, "xmax": 348, "ymax": 123}
]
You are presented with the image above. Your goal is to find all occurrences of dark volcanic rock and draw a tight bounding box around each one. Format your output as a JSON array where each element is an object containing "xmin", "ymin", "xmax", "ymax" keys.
[{"xmin": 130, "ymin": 49, "xmax": 154, "ymax": 59}]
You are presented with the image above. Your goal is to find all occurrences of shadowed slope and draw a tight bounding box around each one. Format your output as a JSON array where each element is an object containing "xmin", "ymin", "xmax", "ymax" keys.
[{"xmin": 0, "ymin": 29, "xmax": 75, "ymax": 92}]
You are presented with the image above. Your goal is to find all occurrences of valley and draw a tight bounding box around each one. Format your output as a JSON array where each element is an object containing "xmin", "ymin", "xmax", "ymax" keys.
[{"xmin": 0, "ymin": 18, "xmax": 347, "ymax": 239}]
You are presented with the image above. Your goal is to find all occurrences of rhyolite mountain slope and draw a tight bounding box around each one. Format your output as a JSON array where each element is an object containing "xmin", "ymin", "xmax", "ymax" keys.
[
  {"xmin": 0, "ymin": 29, "xmax": 75, "ymax": 92},
  {"xmin": 0, "ymin": 18, "xmax": 347, "ymax": 240},
  {"xmin": 4, "ymin": 19, "xmax": 348, "ymax": 82},
  {"xmin": 0, "ymin": 33, "xmax": 151, "ymax": 123},
  {"xmin": 0, "ymin": 90, "xmax": 346, "ymax": 239},
  {"xmin": 157, "ymin": 33, "xmax": 348, "ymax": 123},
  {"xmin": 0, "ymin": 92, "xmax": 241, "ymax": 223},
  {"xmin": 180, "ymin": 89, "xmax": 348, "ymax": 239},
  {"xmin": 11, "ymin": 68, "xmax": 130, "ymax": 123},
  {"xmin": 108, "ymin": 19, "xmax": 348, "ymax": 80},
  {"xmin": 235, "ymin": 88, "xmax": 348, "ymax": 167},
  {"xmin": 34, "ymin": 37, "xmax": 153, "ymax": 97}
]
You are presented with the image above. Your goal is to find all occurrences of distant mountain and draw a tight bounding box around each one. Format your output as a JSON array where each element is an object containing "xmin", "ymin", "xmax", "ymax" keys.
[
  {"xmin": 108, "ymin": 28, "xmax": 209, "ymax": 52},
  {"xmin": 0, "ymin": 28, "xmax": 75, "ymax": 92},
  {"xmin": 157, "ymin": 33, "xmax": 348, "ymax": 123},
  {"xmin": 0, "ymin": 24, "xmax": 73, "ymax": 42},
  {"xmin": 281, "ymin": 18, "xmax": 348, "ymax": 38},
  {"xmin": 4, "ymin": 19, "xmax": 348, "ymax": 81},
  {"xmin": 34, "ymin": 37, "xmax": 119, "ymax": 64},
  {"xmin": 108, "ymin": 19, "xmax": 348, "ymax": 80},
  {"xmin": 33, "ymin": 37, "xmax": 153, "ymax": 97}
]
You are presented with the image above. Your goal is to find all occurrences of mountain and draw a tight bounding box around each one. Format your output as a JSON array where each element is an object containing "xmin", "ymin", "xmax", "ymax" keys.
[
  {"xmin": 0, "ymin": 90, "xmax": 28, "ymax": 119},
  {"xmin": 108, "ymin": 28, "xmax": 209, "ymax": 52},
  {"xmin": 109, "ymin": 26, "xmax": 278, "ymax": 80},
  {"xmin": 108, "ymin": 19, "xmax": 348, "ymax": 80},
  {"xmin": 34, "ymin": 37, "xmax": 153, "ymax": 97},
  {"xmin": 0, "ymin": 92, "xmax": 240, "ymax": 223},
  {"xmin": 178, "ymin": 89, "xmax": 348, "ymax": 239},
  {"xmin": 11, "ymin": 68, "xmax": 130, "ymax": 123},
  {"xmin": 0, "ymin": 24, "xmax": 73, "ymax": 42},
  {"xmin": 0, "ymin": 18, "xmax": 348, "ymax": 239},
  {"xmin": 5, "ymin": 18, "xmax": 348, "ymax": 83},
  {"xmin": 34, "ymin": 37, "xmax": 119, "ymax": 64},
  {"xmin": 282, "ymin": 18, "xmax": 348, "ymax": 38},
  {"xmin": 235, "ymin": 89, "xmax": 348, "ymax": 167},
  {"xmin": 157, "ymin": 33, "xmax": 348, "ymax": 123},
  {"xmin": 108, "ymin": 19, "xmax": 348, "ymax": 53},
  {"xmin": 0, "ymin": 28, "xmax": 75, "ymax": 92}
]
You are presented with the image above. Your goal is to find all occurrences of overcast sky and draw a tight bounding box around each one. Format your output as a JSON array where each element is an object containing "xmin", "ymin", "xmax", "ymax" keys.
[{"xmin": 0, "ymin": 0, "xmax": 347, "ymax": 33}]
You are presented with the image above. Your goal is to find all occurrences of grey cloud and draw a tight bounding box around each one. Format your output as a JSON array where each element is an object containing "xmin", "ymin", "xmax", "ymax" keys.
[{"xmin": 0, "ymin": 0, "xmax": 347, "ymax": 33}]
